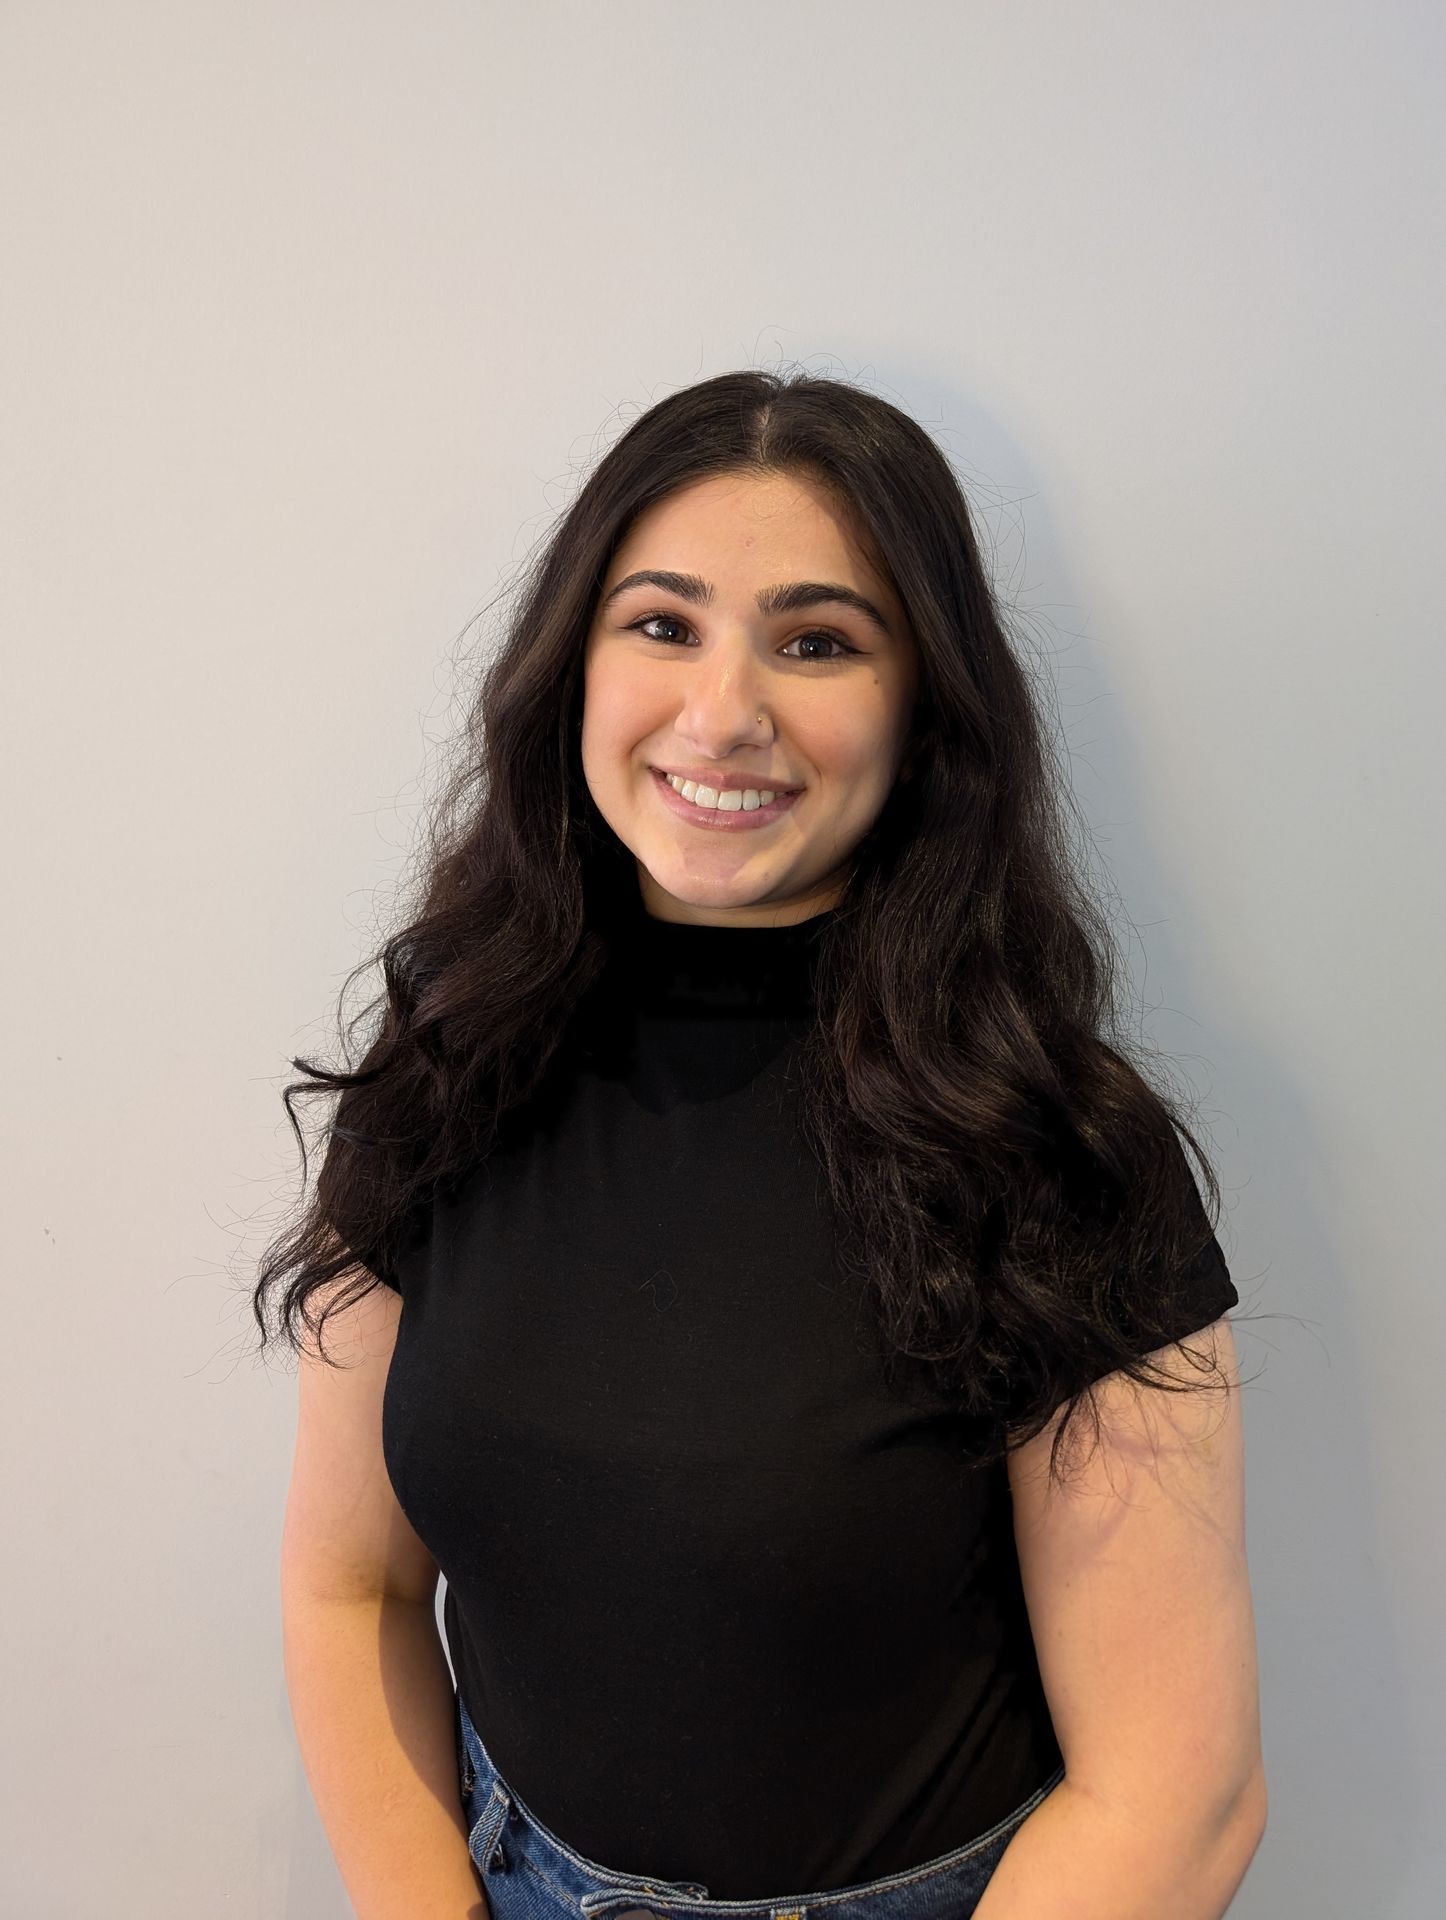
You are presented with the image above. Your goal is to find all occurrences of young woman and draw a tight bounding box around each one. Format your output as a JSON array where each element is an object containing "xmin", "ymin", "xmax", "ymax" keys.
[{"xmin": 258, "ymin": 370, "xmax": 1266, "ymax": 1920}]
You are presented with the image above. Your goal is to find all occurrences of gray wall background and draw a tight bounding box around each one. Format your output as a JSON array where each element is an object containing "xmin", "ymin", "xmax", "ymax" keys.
[{"xmin": 3, "ymin": 3, "xmax": 1441, "ymax": 1914}]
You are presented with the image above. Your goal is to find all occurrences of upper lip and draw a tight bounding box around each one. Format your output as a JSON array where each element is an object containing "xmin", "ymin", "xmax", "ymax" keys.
[{"xmin": 653, "ymin": 764, "xmax": 803, "ymax": 793}]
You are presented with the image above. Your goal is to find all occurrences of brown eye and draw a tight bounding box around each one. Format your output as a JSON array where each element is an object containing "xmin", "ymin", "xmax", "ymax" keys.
[{"xmin": 628, "ymin": 613, "xmax": 859, "ymax": 661}]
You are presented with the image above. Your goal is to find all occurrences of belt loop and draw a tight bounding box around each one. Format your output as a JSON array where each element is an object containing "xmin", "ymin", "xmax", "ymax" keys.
[
  {"xmin": 466, "ymin": 1783, "xmax": 511, "ymax": 1876},
  {"xmin": 578, "ymin": 1890, "xmax": 716, "ymax": 1918}
]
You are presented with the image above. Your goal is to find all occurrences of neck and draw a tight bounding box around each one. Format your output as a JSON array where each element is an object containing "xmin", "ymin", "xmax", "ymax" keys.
[{"xmin": 612, "ymin": 900, "xmax": 835, "ymax": 1018}]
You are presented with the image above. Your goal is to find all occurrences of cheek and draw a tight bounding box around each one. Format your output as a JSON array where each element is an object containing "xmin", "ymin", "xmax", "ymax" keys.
[
  {"xmin": 583, "ymin": 661, "xmax": 660, "ymax": 744},
  {"xmin": 808, "ymin": 716, "xmax": 887, "ymax": 784},
  {"xmin": 580, "ymin": 687, "xmax": 670, "ymax": 813},
  {"xmin": 580, "ymin": 676, "xmax": 632, "ymax": 769}
]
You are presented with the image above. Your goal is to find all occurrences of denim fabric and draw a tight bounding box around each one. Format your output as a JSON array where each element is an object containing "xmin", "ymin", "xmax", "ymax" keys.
[{"xmin": 455, "ymin": 1691, "xmax": 1065, "ymax": 1920}]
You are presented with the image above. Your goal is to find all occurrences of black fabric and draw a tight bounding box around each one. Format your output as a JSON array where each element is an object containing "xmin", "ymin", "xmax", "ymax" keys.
[{"xmin": 379, "ymin": 902, "xmax": 1238, "ymax": 1898}]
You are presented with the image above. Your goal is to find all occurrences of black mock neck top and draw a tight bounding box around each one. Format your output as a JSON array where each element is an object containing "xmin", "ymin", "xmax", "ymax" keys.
[{"xmin": 379, "ymin": 903, "xmax": 1237, "ymax": 1896}]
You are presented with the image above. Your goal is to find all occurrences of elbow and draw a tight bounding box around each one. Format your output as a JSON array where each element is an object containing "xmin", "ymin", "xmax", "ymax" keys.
[{"xmin": 1220, "ymin": 1759, "xmax": 1269, "ymax": 1870}]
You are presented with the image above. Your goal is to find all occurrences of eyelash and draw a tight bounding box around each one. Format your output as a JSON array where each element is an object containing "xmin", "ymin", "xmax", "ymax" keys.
[{"xmin": 625, "ymin": 612, "xmax": 862, "ymax": 663}]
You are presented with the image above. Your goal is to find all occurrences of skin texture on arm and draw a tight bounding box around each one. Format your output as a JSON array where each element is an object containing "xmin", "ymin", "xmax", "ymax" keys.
[
  {"xmin": 281, "ymin": 1277, "xmax": 488, "ymax": 1919},
  {"xmin": 973, "ymin": 1317, "xmax": 1267, "ymax": 1918}
]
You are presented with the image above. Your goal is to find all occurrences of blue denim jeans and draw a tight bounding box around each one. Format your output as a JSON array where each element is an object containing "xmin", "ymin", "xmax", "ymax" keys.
[{"xmin": 456, "ymin": 1691, "xmax": 1066, "ymax": 1920}]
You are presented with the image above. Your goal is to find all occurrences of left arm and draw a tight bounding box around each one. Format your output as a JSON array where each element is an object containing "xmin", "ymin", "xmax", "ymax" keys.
[{"xmin": 974, "ymin": 1317, "xmax": 1267, "ymax": 1919}]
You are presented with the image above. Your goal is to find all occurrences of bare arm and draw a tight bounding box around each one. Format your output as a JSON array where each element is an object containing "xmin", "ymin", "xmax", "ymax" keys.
[
  {"xmin": 974, "ymin": 1317, "xmax": 1267, "ymax": 1918},
  {"xmin": 281, "ymin": 1274, "xmax": 488, "ymax": 1920}
]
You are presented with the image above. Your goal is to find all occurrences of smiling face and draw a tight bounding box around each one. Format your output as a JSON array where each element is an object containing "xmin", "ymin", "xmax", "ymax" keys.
[{"xmin": 581, "ymin": 469, "xmax": 920, "ymax": 927}]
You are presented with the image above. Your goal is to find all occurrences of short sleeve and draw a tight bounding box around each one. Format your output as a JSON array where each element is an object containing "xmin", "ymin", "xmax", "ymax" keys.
[
  {"xmin": 1001, "ymin": 1227, "xmax": 1240, "ymax": 1434},
  {"xmin": 1155, "ymin": 1229, "xmax": 1239, "ymax": 1344},
  {"xmin": 343, "ymin": 1242, "xmax": 404, "ymax": 1296},
  {"xmin": 373, "ymin": 1258, "xmax": 405, "ymax": 1297},
  {"xmin": 361, "ymin": 1191, "xmax": 434, "ymax": 1300}
]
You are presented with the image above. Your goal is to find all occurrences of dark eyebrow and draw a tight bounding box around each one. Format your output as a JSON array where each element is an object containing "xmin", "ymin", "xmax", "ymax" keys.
[{"xmin": 599, "ymin": 568, "xmax": 893, "ymax": 641}]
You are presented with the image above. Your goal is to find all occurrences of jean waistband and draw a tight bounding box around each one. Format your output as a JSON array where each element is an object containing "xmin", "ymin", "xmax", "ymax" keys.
[{"xmin": 454, "ymin": 1688, "xmax": 1065, "ymax": 1920}]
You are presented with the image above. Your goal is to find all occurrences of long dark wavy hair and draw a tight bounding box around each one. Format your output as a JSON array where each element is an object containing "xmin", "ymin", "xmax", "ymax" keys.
[{"xmin": 250, "ymin": 367, "xmax": 1243, "ymax": 1489}]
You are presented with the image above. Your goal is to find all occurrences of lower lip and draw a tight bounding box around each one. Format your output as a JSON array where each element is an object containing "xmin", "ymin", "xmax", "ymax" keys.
[{"xmin": 649, "ymin": 765, "xmax": 803, "ymax": 830}]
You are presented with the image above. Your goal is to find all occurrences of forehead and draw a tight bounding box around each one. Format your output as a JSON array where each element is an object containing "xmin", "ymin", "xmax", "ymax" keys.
[{"xmin": 605, "ymin": 471, "xmax": 889, "ymax": 596}]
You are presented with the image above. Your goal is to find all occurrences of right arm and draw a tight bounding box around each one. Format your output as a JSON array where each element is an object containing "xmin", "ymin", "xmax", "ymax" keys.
[{"xmin": 281, "ymin": 1271, "xmax": 489, "ymax": 1919}]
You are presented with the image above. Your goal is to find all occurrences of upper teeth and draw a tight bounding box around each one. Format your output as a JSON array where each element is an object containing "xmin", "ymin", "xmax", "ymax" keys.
[{"xmin": 663, "ymin": 771, "xmax": 782, "ymax": 811}]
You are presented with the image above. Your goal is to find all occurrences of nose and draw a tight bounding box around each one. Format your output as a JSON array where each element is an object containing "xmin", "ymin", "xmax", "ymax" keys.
[{"xmin": 678, "ymin": 669, "xmax": 773, "ymax": 737}]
